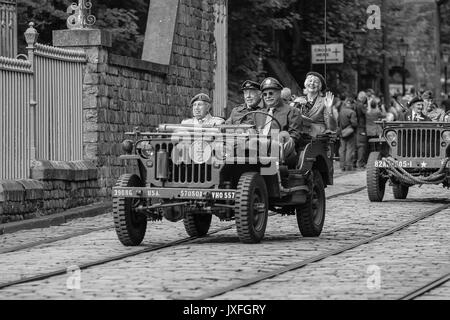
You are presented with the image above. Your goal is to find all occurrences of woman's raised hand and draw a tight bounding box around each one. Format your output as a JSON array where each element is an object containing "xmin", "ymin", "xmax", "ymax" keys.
[{"xmin": 324, "ymin": 91, "xmax": 334, "ymax": 108}]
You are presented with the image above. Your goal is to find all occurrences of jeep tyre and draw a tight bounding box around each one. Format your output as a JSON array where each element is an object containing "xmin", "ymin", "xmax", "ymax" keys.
[
  {"xmin": 296, "ymin": 170, "xmax": 325, "ymax": 237},
  {"xmin": 235, "ymin": 172, "xmax": 269, "ymax": 243},
  {"xmin": 113, "ymin": 174, "xmax": 147, "ymax": 246},
  {"xmin": 392, "ymin": 183, "xmax": 409, "ymax": 199},
  {"xmin": 183, "ymin": 212, "xmax": 212, "ymax": 237},
  {"xmin": 367, "ymin": 151, "xmax": 387, "ymax": 202}
]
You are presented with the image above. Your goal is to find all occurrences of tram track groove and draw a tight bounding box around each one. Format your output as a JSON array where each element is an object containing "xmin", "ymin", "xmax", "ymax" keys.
[
  {"xmin": 190, "ymin": 203, "xmax": 450, "ymax": 300},
  {"xmin": 398, "ymin": 272, "xmax": 450, "ymax": 300},
  {"xmin": 0, "ymin": 186, "xmax": 367, "ymax": 290}
]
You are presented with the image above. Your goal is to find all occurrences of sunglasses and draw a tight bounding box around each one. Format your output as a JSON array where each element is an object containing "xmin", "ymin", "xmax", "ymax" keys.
[{"xmin": 263, "ymin": 91, "xmax": 277, "ymax": 97}]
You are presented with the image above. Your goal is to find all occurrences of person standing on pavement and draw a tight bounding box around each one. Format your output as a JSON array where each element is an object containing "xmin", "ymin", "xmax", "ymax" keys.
[
  {"xmin": 365, "ymin": 98, "xmax": 386, "ymax": 153},
  {"xmin": 225, "ymin": 80, "xmax": 265, "ymax": 125},
  {"xmin": 338, "ymin": 97, "xmax": 358, "ymax": 171},
  {"xmin": 355, "ymin": 91, "xmax": 368, "ymax": 169},
  {"xmin": 260, "ymin": 77, "xmax": 302, "ymax": 162},
  {"xmin": 181, "ymin": 93, "xmax": 225, "ymax": 126}
]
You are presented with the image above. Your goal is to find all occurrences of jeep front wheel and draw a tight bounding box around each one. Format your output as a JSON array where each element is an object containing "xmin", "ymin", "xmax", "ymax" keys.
[
  {"xmin": 235, "ymin": 172, "xmax": 269, "ymax": 243},
  {"xmin": 392, "ymin": 183, "xmax": 409, "ymax": 199},
  {"xmin": 296, "ymin": 170, "xmax": 325, "ymax": 237},
  {"xmin": 367, "ymin": 151, "xmax": 387, "ymax": 202},
  {"xmin": 113, "ymin": 174, "xmax": 147, "ymax": 246}
]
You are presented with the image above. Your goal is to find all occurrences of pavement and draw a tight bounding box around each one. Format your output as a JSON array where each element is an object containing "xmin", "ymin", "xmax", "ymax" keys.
[{"xmin": 0, "ymin": 202, "xmax": 111, "ymax": 235}]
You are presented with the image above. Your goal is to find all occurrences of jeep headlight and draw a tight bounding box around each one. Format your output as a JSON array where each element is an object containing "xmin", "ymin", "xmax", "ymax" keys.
[
  {"xmin": 136, "ymin": 141, "xmax": 154, "ymax": 159},
  {"xmin": 442, "ymin": 131, "xmax": 450, "ymax": 142},
  {"xmin": 385, "ymin": 131, "xmax": 397, "ymax": 143}
]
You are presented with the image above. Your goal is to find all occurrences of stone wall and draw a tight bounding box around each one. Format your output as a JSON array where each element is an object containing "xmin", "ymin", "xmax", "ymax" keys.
[
  {"xmin": 64, "ymin": 0, "xmax": 218, "ymax": 199},
  {"xmin": 0, "ymin": 161, "xmax": 98, "ymax": 223}
]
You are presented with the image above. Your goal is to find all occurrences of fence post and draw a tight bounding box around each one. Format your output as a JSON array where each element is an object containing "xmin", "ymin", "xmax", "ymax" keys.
[{"xmin": 24, "ymin": 22, "xmax": 38, "ymax": 162}]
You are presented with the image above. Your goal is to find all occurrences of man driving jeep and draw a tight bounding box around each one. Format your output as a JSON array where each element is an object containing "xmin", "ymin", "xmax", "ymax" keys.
[{"xmin": 259, "ymin": 77, "xmax": 302, "ymax": 160}]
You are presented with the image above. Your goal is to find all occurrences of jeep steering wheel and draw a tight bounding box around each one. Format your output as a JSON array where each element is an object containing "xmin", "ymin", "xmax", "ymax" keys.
[{"xmin": 238, "ymin": 110, "xmax": 282, "ymax": 133}]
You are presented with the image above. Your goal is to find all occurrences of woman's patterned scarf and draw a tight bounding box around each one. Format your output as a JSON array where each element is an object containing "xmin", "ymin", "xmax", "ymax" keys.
[{"xmin": 302, "ymin": 95, "xmax": 319, "ymax": 117}]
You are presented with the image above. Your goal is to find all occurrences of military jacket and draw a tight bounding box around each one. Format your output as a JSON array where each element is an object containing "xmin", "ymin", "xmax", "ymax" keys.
[
  {"xmin": 225, "ymin": 101, "xmax": 265, "ymax": 126},
  {"xmin": 262, "ymin": 102, "xmax": 303, "ymax": 145}
]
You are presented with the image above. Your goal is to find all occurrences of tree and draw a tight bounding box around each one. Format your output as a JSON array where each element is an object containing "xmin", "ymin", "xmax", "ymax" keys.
[{"xmin": 16, "ymin": 0, "xmax": 147, "ymax": 57}]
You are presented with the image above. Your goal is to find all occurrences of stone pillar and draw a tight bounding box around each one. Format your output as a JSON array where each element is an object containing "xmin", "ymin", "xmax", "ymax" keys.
[{"xmin": 52, "ymin": 29, "xmax": 112, "ymax": 198}]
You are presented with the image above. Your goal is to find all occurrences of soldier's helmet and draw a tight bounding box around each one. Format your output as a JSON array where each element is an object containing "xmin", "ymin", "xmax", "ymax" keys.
[{"xmin": 260, "ymin": 77, "xmax": 283, "ymax": 91}]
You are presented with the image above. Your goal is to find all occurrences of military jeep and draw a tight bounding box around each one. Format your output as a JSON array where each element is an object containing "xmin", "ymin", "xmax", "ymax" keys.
[
  {"xmin": 112, "ymin": 111, "xmax": 335, "ymax": 245},
  {"xmin": 367, "ymin": 121, "xmax": 450, "ymax": 202}
]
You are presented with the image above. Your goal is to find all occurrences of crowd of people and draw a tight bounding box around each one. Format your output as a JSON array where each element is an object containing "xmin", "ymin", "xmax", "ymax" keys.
[
  {"xmin": 327, "ymin": 89, "xmax": 450, "ymax": 171},
  {"xmin": 181, "ymin": 73, "xmax": 450, "ymax": 172}
]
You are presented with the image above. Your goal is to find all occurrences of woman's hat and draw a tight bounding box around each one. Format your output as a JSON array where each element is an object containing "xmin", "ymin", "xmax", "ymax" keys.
[{"xmin": 306, "ymin": 71, "xmax": 326, "ymax": 92}]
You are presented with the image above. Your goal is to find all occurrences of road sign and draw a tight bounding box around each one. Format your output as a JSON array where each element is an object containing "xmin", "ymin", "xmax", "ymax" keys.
[{"xmin": 311, "ymin": 43, "xmax": 344, "ymax": 64}]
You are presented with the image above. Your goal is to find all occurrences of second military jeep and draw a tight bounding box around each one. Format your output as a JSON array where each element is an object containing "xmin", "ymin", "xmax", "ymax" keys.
[
  {"xmin": 367, "ymin": 121, "xmax": 450, "ymax": 202},
  {"xmin": 112, "ymin": 111, "xmax": 335, "ymax": 245}
]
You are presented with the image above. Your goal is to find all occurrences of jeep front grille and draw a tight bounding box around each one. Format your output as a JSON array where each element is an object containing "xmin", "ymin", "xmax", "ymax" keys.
[
  {"xmin": 396, "ymin": 129, "xmax": 441, "ymax": 158},
  {"xmin": 154, "ymin": 143, "xmax": 212, "ymax": 184}
]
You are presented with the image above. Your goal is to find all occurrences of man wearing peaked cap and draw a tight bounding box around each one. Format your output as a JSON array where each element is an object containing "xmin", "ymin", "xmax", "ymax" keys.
[
  {"xmin": 181, "ymin": 93, "xmax": 225, "ymax": 126},
  {"xmin": 260, "ymin": 77, "xmax": 283, "ymax": 91},
  {"xmin": 225, "ymin": 80, "xmax": 265, "ymax": 125},
  {"xmin": 241, "ymin": 80, "xmax": 260, "ymax": 91},
  {"xmin": 260, "ymin": 77, "xmax": 302, "ymax": 164}
]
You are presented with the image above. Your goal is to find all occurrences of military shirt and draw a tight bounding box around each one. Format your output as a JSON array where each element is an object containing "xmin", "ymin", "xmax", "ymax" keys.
[
  {"xmin": 181, "ymin": 113, "xmax": 225, "ymax": 126},
  {"xmin": 262, "ymin": 102, "xmax": 302, "ymax": 145},
  {"xmin": 225, "ymin": 101, "xmax": 265, "ymax": 126}
]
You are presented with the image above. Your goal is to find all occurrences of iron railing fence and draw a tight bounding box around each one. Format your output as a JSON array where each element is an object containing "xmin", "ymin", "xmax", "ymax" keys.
[
  {"xmin": 0, "ymin": 0, "xmax": 17, "ymax": 58},
  {"xmin": 0, "ymin": 40, "xmax": 86, "ymax": 179},
  {"xmin": 0, "ymin": 56, "xmax": 32, "ymax": 179},
  {"xmin": 34, "ymin": 43, "xmax": 85, "ymax": 161}
]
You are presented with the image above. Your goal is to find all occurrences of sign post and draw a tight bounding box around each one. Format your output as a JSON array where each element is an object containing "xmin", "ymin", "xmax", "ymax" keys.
[{"xmin": 311, "ymin": 43, "xmax": 344, "ymax": 64}]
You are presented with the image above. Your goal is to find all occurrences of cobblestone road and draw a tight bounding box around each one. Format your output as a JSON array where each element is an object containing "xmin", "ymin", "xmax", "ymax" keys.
[{"xmin": 0, "ymin": 170, "xmax": 448, "ymax": 300}]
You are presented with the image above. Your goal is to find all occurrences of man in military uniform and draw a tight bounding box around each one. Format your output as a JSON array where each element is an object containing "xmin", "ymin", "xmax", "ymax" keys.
[
  {"xmin": 401, "ymin": 97, "xmax": 431, "ymax": 121},
  {"xmin": 181, "ymin": 93, "xmax": 225, "ymax": 125},
  {"xmin": 260, "ymin": 77, "xmax": 302, "ymax": 162},
  {"xmin": 225, "ymin": 80, "xmax": 264, "ymax": 125}
]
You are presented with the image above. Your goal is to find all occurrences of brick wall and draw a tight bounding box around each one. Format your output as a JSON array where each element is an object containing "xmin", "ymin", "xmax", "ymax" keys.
[{"xmin": 80, "ymin": 0, "xmax": 217, "ymax": 199}]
